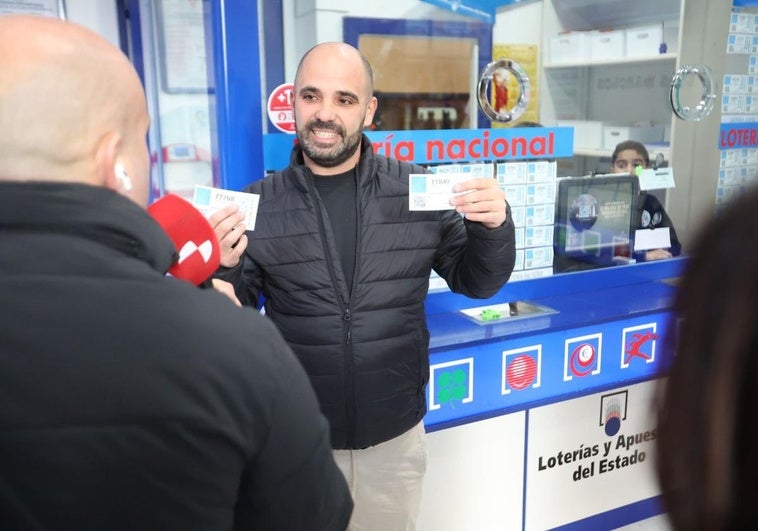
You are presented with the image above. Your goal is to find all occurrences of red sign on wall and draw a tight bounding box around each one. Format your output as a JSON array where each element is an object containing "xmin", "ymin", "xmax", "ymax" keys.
[{"xmin": 267, "ymin": 82, "xmax": 295, "ymax": 134}]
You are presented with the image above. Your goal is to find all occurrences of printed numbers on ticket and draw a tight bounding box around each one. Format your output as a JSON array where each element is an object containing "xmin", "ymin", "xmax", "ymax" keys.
[
  {"xmin": 192, "ymin": 185, "xmax": 260, "ymax": 231},
  {"xmin": 408, "ymin": 173, "xmax": 472, "ymax": 211}
]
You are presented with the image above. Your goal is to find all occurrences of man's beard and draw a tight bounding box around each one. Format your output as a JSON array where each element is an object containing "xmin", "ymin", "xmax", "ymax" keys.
[{"xmin": 297, "ymin": 119, "xmax": 363, "ymax": 168}]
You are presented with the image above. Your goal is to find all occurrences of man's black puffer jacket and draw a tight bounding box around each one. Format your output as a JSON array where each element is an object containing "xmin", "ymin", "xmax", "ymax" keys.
[{"xmin": 223, "ymin": 135, "xmax": 517, "ymax": 449}]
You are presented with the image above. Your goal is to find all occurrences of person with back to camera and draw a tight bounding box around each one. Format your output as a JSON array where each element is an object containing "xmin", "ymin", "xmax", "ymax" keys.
[
  {"xmin": 610, "ymin": 140, "xmax": 682, "ymax": 261},
  {"xmin": 0, "ymin": 15, "xmax": 351, "ymax": 530},
  {"xmin": 655, "ymin": 184, "xmax": 758, "ymax": 530},
  {"xmin": 209, "ymin": 42, "xmax": 517, "ymax": 530}
]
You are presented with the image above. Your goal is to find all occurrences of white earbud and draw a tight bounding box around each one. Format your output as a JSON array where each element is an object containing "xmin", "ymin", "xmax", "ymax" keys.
[{"xmin": 114, "ymin": 163, "xmax": 133, "ymax": 192}]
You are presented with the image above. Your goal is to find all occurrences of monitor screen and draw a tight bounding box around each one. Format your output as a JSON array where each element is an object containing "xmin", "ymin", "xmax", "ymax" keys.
[{"xmin": 553, "ymin": 174, "xmax": 639, "ymax": 273}]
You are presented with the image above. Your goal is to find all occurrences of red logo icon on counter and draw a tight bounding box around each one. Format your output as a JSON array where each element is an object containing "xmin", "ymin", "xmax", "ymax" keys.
[
  {"xmin": 621, "ymin": 323, "xmax": 658, "ymax": 368},
  {"xmin": 564, "ymin": 333, "xmax": 602, "ymax": 381},
  {"xmin": 502, "ymin": 345, "xmax": 541, "ymax": 394}
]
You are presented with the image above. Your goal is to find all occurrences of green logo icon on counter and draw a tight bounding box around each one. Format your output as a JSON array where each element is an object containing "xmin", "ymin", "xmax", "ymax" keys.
[{"xmin": 435, "ymin": 369, "xmax": 468, "ymax": 405}]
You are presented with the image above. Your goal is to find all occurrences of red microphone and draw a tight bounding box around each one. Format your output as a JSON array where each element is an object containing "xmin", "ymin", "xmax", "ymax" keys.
[{"xmin": 147, "ymin": 194, "xmax": 221, "ymax": 286}]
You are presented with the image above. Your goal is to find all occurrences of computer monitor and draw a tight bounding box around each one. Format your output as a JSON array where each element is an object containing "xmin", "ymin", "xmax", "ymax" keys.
[{"xmin": 553, "ymin": 174, "xmax": 640, "ymax": 273}]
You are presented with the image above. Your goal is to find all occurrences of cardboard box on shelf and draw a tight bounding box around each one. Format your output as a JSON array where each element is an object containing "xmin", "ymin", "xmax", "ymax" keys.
[
  {"xmin": 625, "ymin": 25, "xmax": 664, "ymax": 58},
  {"xmin": 549, "ymin": 31, "xmax": 593, "ymax": 64},
  {"xmin": 557, "ymin": 120, "xmax": 604, "ymax": 150},
  {"xmin": 590, "ymin": 30, "xmax": 625, "ymax": 61},
  {"xmin": 603, "ymin": 124, "xmax": 665, "ymax": 150}
]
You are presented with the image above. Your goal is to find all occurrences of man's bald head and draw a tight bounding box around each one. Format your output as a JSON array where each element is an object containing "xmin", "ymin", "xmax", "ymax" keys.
[
  {"xmin": 0, "ymin": 15, "xmax": 150, "ymax": 205},
  {"xmin": 295, "ymin": 42, "xmax": 374, "ymax": 97}
]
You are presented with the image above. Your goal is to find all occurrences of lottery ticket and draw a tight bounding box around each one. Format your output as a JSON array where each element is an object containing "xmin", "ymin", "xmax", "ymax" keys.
[
  {"xmin": 408, "ymin": 173, "xmax": 473, "ymax": 211},
  {"xmin": 192, "ymin": 185, "xmax": 260, "ymax": 230}
]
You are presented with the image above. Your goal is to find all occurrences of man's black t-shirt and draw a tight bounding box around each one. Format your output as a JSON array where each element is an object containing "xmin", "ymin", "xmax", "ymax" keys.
[{"xmin": 313, "ymin": 167, "xmax": 357, "ymax": 292}]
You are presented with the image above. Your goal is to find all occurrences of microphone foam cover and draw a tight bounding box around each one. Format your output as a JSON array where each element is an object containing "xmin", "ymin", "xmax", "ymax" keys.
[{"xmin": 147, "ymin": 194, "xmax": 221, "ymax": 285}]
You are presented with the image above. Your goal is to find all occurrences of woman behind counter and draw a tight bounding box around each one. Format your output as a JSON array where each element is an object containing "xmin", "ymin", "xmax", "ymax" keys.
[{"xmin": 610, "ymin": 140, "xmax": 682, "ymax": 261}]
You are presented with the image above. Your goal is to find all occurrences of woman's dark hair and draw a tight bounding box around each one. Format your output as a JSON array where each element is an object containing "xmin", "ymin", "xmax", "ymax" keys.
[
  {"xmin": 611, "ymin": 140, "xmax": 650, "ymax": 166},
  {"xmin": 656, "ymin": 184, "xmax": 758, "ymax": 530}
]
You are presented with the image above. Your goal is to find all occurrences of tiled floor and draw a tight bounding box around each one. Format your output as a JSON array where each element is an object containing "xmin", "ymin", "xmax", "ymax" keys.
[{"xmin": 615, "ymin": 514, "xmax": 673, "ymax": 530}]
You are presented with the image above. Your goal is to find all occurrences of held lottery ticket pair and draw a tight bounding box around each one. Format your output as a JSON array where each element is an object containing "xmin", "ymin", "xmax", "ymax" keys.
[{"xmin": 192, "ymin": 172, "xmax": 470, "ymax": 227}]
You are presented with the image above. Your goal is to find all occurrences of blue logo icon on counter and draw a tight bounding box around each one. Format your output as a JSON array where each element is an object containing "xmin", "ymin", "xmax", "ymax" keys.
[{"xmin": 600, "ymin": 390, "xmax": 628, "ymax": 437}]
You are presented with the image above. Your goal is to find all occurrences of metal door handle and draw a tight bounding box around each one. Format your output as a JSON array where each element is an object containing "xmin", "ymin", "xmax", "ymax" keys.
[
  {"xmin": 669, "ymin": 64, "xmax": 717, "ymax": 121},
  {"xmin": 477, "ymin": 59, "xmax": 531, "ymax": 123}
]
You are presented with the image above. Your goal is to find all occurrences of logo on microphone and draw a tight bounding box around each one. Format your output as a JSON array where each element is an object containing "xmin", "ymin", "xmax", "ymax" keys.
[{"xmin": 178, "ymin": 239, "xmax": 215, "ymax": 264}]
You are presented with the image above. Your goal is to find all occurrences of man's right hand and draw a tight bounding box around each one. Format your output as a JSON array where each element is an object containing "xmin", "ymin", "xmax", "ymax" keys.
[{"xmin": 208, "ymin": 204, "xmax": 247, "ymax": 268}]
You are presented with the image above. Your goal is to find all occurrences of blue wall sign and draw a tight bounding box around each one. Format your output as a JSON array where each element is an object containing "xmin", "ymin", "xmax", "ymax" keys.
[
  {"xmin": 419, "ymin": 0, "xmax": 530, "ymax": 24},
  {"xmin": 420, "ymin": 0, "xmax": 498, "ymax": 23},
  {"xmin": 719, "ymin": 121, "xmax": 758, "ymax": 150}
]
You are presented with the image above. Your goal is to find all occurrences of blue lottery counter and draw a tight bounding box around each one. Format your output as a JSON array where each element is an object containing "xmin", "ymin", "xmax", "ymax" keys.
[{"xmin": 417, "ymin": 258, "xmax": 684, "ymax": 531}]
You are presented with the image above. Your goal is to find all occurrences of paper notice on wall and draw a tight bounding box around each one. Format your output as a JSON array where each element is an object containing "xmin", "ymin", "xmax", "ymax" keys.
[{"xmin": 0, "ymin": 0, "xmax": 60, "ymax": 16}]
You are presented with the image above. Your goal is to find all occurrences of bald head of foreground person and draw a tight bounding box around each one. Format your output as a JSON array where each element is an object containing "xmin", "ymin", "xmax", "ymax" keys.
[
  {"xmin": 0, "ymin": 16, "xmax": 243, "ymax": 301},
  {"xmin": 0, "ymin": 16, "xmax": 354, "ymax": 531},
  {"xmin": 0, "ymin": 15, "xmax": 150, "ymax": 205}
]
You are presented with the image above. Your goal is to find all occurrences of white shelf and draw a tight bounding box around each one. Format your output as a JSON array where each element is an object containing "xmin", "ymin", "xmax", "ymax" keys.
[
  {"xmin": 550, "ymin": 0, "xmax": 680, "ymax": 30},
  {"xmin": 544, "ymin": 52, "xmax": 677, "ymax": 69},
  {"xmin": 540, "ymin": 0, "xmax": 682, "ymax": 178}
]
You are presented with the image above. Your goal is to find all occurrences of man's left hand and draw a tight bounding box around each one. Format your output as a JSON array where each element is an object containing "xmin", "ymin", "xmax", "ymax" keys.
[
  {"xmin": 211, "ymin": 278, "xmax": 242, "ymax": 307},
  {"xmin": 449, "ymin": 177, "xmax": 507, "ymax": 229}
]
